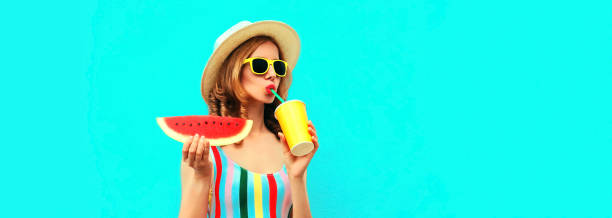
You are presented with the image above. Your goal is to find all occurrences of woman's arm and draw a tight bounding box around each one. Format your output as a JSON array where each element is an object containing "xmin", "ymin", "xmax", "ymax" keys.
[
  {"xmin": 278, "ymin": 120, "xmax": 320, "ymax": 218},
  {"xmin": 288, "ymin": 171, "xmax": 312, "ymax": 218},
  {"xmin": 178, "ymin": 161, "xmax": 212, "ymax": 218},
  {"xmin": 178, "ymin": 135, "xmax": 215, "ymax": 218}
]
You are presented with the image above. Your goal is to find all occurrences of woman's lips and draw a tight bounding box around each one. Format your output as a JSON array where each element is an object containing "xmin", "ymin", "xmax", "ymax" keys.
[{"xmin": 266, "ymin": 84, "xmax": 276, "ymax": 95}]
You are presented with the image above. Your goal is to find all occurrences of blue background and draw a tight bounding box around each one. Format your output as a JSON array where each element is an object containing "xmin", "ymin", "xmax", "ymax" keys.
[{"xmin": 1, "ymin": 0, "xmax": 611, "ymax": 217}]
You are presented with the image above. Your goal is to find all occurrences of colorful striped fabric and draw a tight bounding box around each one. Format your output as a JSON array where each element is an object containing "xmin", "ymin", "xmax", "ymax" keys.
[{"xmin": 207, "ymin": 146, "xmax": 293, "ymax": 218}]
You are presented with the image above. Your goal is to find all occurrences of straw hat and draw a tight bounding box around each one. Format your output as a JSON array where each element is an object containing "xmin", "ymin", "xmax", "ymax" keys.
[{"xmin": 201, "ymin": 20, "xmax": 301, "ymax": 105}]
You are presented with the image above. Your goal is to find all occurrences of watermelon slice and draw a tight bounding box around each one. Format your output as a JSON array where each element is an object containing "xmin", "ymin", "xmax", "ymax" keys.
[{"xmin": 156, "ymin": 115, "xmax": 252, "ymax": 146}]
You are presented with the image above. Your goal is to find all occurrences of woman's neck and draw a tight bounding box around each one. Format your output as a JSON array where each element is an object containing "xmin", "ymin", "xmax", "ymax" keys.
[{"xmin": 246, "ymin": 101, "xmax": 268, "ymax": 138}]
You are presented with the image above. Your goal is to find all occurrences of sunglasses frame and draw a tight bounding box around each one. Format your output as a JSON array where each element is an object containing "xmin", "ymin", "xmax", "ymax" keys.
[{"xmin": 243, "ymin": 57, "xmax": 288, "ymax": 77}]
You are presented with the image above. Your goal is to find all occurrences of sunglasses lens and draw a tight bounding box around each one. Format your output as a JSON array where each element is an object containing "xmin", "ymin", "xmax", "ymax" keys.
[
  {"xmin": 273, "ymin": 61, "xmax": 286, "ymax": 76},
  {"xmin": 251, "ymin": 58, "xmax": 268, "ymax": 74}
]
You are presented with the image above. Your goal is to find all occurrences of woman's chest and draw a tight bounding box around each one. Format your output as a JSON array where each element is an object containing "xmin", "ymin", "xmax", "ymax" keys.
[{"xmin": 222, "ymin": 146, "xmax": 284, "ymax": 174}]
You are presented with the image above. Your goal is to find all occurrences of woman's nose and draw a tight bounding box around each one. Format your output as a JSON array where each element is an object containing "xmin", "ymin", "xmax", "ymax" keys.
[{"xmin": 265, "ymin": 64, "xmax": 277, "ymax": 80}]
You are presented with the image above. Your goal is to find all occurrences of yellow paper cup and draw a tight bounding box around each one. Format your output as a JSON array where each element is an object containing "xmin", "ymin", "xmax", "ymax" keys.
[{"xmin": 274, "ymin": 100, "xmax": 314, "ymax": 156}]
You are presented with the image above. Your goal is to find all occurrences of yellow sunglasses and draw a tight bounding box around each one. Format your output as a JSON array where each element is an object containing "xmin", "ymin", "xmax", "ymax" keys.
[{"xmin": 243, "ymin": 57, "xmax": 288, "ymax": 77}]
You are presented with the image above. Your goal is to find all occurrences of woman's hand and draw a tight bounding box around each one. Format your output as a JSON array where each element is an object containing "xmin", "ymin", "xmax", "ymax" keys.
[
  {"xmin": 182, "ymin": 134, "xmax": 213, "ymax": 181},
  {"xmin": 179, "ymin": 134, "xmax": 213, "ymax": 218},
  {"xmin": 277, "ymin": 120, "xmax": 319, "ymax": 179}
]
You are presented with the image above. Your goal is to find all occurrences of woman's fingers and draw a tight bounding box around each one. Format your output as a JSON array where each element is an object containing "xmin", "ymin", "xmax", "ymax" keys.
[
  {"xmin": 307, "ymin": 123, "xmax": 319, "ymax": 156},
  {"xmin": 308, "ymin": 127, "xmax": 318, "ymax": 141},
  {"xmin": 188, "ymin": 133, "xmax": 200, "ymax": 166},
  {"xmin": 195, "ymin": 135, "xmax": 206, "ymax": 162},
  {"xmin": 312, "ymin": 134, "xmax": 319, "ymax": 150},
  {"xmin": 182, "ymin": 136, "xmax": 194, "ymax": 161},
  {"xmin": 308, "ymin": 120, "xmax": 316, "ymax": 132},
  {"xmin": 308, "ymin": 121, "xmax": 318, "ymax": 140},
  {"xmin": 278, "ymin": 132, "xmax": 286, "ymax": 145},
  {"xmin": 203, "ymin": 138, "xmax": 210, "ymax": 159}
]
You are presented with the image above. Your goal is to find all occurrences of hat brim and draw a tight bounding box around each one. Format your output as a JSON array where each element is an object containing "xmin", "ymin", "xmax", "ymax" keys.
[{"xmin": 201, "ymin": 21, "xmax": 300, "ymax": 106}]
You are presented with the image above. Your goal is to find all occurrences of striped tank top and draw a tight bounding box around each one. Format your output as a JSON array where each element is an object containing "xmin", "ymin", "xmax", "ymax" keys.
[{"xmin": 207, "ymin": 146, "xmax": 293, "ymax": 218}]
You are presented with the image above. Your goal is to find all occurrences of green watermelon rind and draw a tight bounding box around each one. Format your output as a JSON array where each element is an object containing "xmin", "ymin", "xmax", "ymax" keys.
[{"xmin": 156, "ymin": 116, "xmax": 253, "ymax": 146}]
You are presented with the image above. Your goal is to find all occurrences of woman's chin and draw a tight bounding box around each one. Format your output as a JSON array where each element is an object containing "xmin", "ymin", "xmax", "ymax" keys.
[
  {"xmin": 252, "ymin": 95, "xmax": 275, "ymax": 104},
  {"xmin": 264, "ymin": 96, "xmax": 276, "ymax": 104}
]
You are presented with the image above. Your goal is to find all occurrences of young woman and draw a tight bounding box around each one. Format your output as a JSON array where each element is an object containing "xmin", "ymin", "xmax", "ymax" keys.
[{"xmin": 178, "ymin": 21, "xmax": 319, "ymax": 218}]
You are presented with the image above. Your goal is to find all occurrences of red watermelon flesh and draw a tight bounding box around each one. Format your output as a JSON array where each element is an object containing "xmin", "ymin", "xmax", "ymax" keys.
[{"xmin": 156, "ymin": 115, "xmax": 252, "ymax": 146}]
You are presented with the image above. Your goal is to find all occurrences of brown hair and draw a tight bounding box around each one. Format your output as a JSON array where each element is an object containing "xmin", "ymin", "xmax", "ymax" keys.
[{"xmin": 207, "ymin": 36, "xmax": 288, "ymax": 143}]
